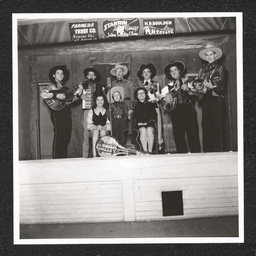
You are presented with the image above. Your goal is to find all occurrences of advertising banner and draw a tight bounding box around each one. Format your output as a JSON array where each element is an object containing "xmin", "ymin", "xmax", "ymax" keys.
[
  {"xmin": 69, "ymin": 22, "xmax": 98, "ymax": 41},
  {"xmin": 103, "ymin": 18, "xmax": 140, "ymax": 38},
  {"xmin": 143, "ymin": 19, "xmax": 175, "ymax": 36}
]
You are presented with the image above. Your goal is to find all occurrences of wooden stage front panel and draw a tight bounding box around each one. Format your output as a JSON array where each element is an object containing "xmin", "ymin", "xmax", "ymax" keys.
[{"xmin": 19, "ymin": 152, "xmax": 238, "ymax": 224}]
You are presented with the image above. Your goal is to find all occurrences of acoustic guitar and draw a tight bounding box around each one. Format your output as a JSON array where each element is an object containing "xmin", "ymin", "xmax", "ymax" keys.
[
  {"xmin": 162, "ymin": 87, "xmax": 181, "ymax": 112},
  {"xmin": 122, "ymin": 112, "xmax": 141, "ymax": 151},
  {"xmin": 44, "ymin": 83, "xmax": 82, "ymax": 111},
  {"xmin": 162, "ymin": 77, "xmax": 210, "ymax": 112}
]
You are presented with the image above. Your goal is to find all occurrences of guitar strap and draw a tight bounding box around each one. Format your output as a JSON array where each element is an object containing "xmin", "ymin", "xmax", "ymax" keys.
[
  {"xmin": 208, "ymin": 64, "xmax": 225, "ymax": 98},
  {"xmin": 209, "ymin": 64, "xmax": 219, "ymax": 80}
]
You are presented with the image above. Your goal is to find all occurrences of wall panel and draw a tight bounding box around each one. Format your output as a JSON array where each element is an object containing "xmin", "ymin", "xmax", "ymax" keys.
[
  {"xmin": 19, "ymin": 33, "xmax": 237, "ymax": 159},
  {"xmin": 19, "ymin": 152, "xmax": 239, "ymax": 224}
]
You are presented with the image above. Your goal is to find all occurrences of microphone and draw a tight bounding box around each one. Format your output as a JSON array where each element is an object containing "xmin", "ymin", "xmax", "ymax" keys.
[{"xmin": 107, "ymin": 77, "xmax": 112, "ymax": 89}]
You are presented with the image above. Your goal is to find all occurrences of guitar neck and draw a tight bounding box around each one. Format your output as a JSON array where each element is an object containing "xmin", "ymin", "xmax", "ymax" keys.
[
  {"xmin": 128, "ymin": 112, "xmax": 134, "ymax": 135},
  {"xmin": 51, "ymin": 84, "xmax": 80, "ymax": 96}
]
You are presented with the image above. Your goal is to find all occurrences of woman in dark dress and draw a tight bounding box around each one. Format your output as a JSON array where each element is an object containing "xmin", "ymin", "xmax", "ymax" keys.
[{"xmin": 133, "ymin": 87, "xmax": 157, "ymax": 153}]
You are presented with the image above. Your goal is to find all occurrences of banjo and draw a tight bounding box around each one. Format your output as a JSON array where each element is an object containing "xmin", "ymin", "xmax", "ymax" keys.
[{"xmin": 96, "ymin": 135, "xmax": 145, "ymax": 157}]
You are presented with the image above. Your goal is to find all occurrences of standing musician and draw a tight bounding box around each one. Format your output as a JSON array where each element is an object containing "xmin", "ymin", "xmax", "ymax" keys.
[
  {"xmin": 110, "ymin": 63, "xmax": 137, "ymax": 111},
  {"xmin": 77, "ymin": 68, "xmax": 106, "ymax": 158},
  {"xmin": 197, "ymin": 44, "xmax": 226, "ymax": 152},
  {"xmin": 137, "ymin": 63, "xmax": 164, "ymax": 153},
  {"xmin": 40, "ymin": 65, "xmax": 73, "ymax": 159},
  {"xmin": 132, "ymin": 87, "xmax": 157, "ymax": 153},
  {"xmin": 162, "ymin": 61, "xmax": 200, "ymax": 153}
]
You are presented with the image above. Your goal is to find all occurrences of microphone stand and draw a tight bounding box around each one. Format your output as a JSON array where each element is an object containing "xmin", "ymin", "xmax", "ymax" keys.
[{"xmin": 107, "ymin": 77, "xmax": 113, "ymax": 136}]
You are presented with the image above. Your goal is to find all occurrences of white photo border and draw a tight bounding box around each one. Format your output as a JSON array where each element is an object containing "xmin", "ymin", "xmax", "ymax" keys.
[{"xmin": 13, "ymin": 12, "xmax": 244, "ymax": 244}]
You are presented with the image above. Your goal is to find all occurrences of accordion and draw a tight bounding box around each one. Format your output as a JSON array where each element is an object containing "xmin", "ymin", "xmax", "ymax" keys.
[{"xmin": 82, "ymin": 89, "xmax": 93, "ymax": 109}]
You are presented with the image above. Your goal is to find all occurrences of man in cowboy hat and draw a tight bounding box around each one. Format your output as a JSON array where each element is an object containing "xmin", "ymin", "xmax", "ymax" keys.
[
  {"xmin": 137, "ymin": 63, "xmax": 164, "ymax": 153},
  {"xmin": 41, "ymin": 65, "xmax": 72, "ymax": 159},
  {"xmin": 110, "ymin": 63, "xmax": 136, "ymax": 111},
  {"xmin": 197, "ymin": 44, "xmax": 226, "ymax": 152},
  {"xmin": 77, "ymin": 67, "xmax": 106, "ymax": 157},
  {"xmin": 163, "ymin": 61, "xmax": 200, "ymax": 154}
]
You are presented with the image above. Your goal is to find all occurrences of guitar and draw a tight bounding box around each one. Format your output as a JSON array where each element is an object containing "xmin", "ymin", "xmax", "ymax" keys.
[
  {"xmin": 122, "ymin": 112, "xmax": 141, "ymax": 152},
  {"xmin": 44, "ymin": 83, "xmax": 82, "ymax": 111},
  {"xmin": 185, "ymin": 73, "xmax": 221, "ymax": 101},
  {"xmin": 162, "ymin": 87, "xmax": 181, "ymax": 112}
]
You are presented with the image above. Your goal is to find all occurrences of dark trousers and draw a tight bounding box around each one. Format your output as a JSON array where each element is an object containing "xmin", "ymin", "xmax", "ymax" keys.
[
  {"xmin": 170, "ymin": 103, "xmax": 200, "ymax": 153},
  {"xmin": 112, "ymin": 117, "xmax": 127, "ymax": 145},
  {"xmin": 50, "ymin": 107, "xmax": 72, "ymax": 159},
  {"xmin": 201, "ymin": 95, "xmax": 225, "ymax": 152}
]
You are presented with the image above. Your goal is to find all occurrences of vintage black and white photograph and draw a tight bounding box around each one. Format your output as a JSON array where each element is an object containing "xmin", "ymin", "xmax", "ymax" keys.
[{"xmin": 13, "ymin": 12, "xmax": 243, "ymax": 244}]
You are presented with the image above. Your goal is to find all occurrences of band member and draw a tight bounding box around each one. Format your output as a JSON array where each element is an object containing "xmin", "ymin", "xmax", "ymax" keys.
[
  {"xmin": 107, "ymin": 86, "xmax": 128, "ymax": 145},
  {"xmin": 40, "ymin": 65, "xmax": 72, "ymax": 159},
  {"xmin": 77, "ymin": 68, "xmax": 106, "ymax": 158},
  {"xmin": 133, "ymin": 88, "xmax": 157, "ymax": 153},
  {"xmin": 163, "ymin": 61, "xmax": 200, "ymax": 153},
  {"xmin": 197, "ymin": 44, "xmax": 226, "ymax": 152},
  {"xmin": 110, "ymin": 63, "xmax": 137, "ymax": 111},
  {"xmin": 87, "ymin": 93, "xmax": 111, "ymax": 157},
  {"xmin": 137, "ymin": 63, "xmax": 164, "ymax": 152}
]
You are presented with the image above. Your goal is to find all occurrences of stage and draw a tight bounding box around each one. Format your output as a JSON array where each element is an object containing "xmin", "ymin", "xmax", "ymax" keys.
[
  {"xmin": 19, "ymin": 152, "xmax": 239, "ymax": 225},
  {"xmin": 20, "ymin": 216, "xmax": 238, "ymax": 239}
]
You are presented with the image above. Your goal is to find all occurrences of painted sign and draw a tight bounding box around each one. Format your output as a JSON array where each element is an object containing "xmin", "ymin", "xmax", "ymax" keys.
[
  {"xmin": 103, "ymin": 18, "xmax": 140, "ymax": 38},
  {"xmin": 96, "ymin": 136, "xmax": 142, "ymax": 157},
  {"xmin": 96, "ymin": 136, "xmax": 125, "ymax": 157},
  {"xmin": 143, "ymin": 19, "xmax": 175, "ymax": 36},
  {"xmin": 69, "ymin": 22, "xmax": 98, "ymax": 41}
]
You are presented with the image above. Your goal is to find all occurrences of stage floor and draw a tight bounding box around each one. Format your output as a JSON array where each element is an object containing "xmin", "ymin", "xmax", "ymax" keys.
[{"xmin": 20, "ymin": 215, "xmax": 238, "ymax": 239}]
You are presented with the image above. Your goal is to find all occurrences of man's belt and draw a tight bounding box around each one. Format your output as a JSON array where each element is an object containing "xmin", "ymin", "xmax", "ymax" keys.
[{"xmin": 113, "ymin": 114, "xmax": 124, "ymax": 119}]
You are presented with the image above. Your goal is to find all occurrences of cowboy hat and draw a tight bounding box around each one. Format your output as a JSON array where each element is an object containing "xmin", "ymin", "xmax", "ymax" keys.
[
  {"xmin": 48, "ymin": 65, "xmax": 69, "ymax": 83},
  {"xmin": 83, "ymin": 68, "xmax": 101, "ymax": 82},
  {"xmin": 137, "ymin": 63, "xmax": 157, "ymax": 81},
  {"xmin": 199, "ymin": 44, "xmax": 223, "ymax": 61},
  {"xmin": 110, "ymin": 63, "xmax": 128, "ymax": 77},
  {"xmin": 106, "ymin": 86, "xmax": 125, "ymax": 104},
  {"xmin": 164, "ymin": 61, "xmax": 186, "ymax": 77}
]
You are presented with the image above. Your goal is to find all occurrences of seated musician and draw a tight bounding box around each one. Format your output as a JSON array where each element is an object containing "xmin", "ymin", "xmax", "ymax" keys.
[
  {"xmin": 107, "ymin": 86, "xmax": 128, "ymax": 146},
  {"xmin": 87, "ymin": 93, "xmax": 111, "ymax": 157},
  {"xmin": 162, "ymin": 61, "xmax": 200, "ymax": 153},
  {"xmin": 40, "ymin": 65, "xmax": 73, "ymax": 159},
  {"xmin": 132, "ymin": 88, "xmax": 157, "ymax": 153}
]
